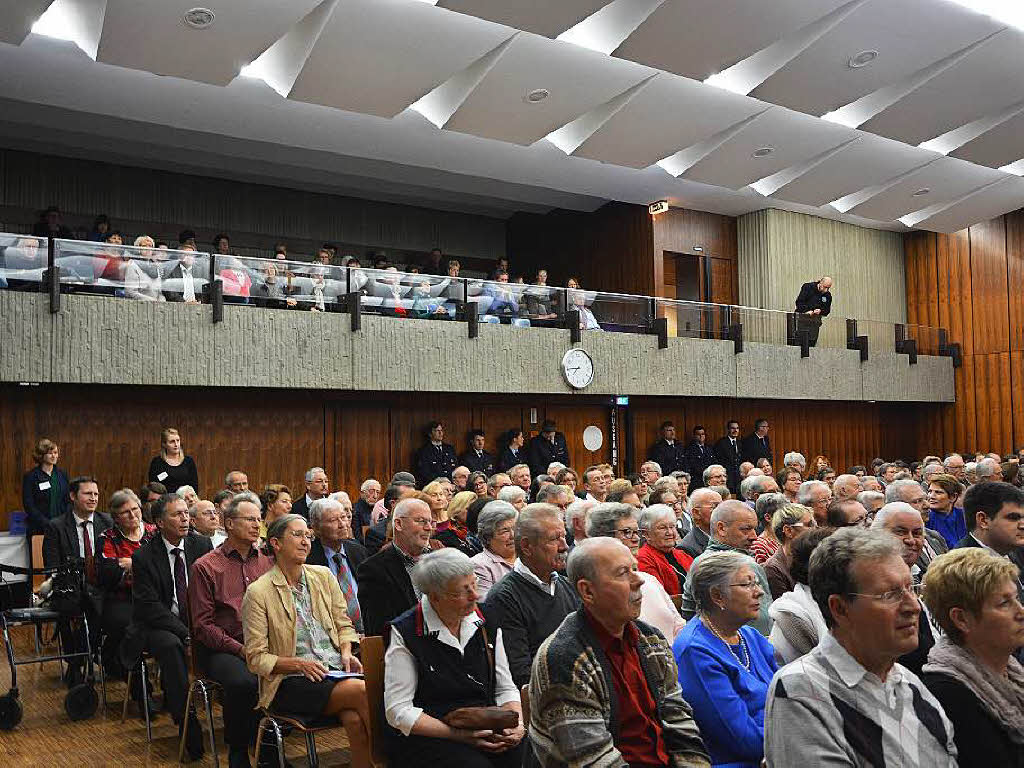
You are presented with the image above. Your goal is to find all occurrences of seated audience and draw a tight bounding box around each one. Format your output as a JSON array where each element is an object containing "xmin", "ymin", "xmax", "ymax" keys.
[
  {"xmin": 529, "ymin": 538, "xmax": 710, "ymax": 767},
  {"xmin": 496, "ymin": 484, "xmax": 526, "ymax": 512},
  {"xmin": 797, "ymin": 480, "xmax": 832, "ymax": 526},
  {"xmin": 306, "ymin": 497, "xmax": 368, "ymax": 634},
  {"xmin": 470, "ymin": 501, "xmax": 517, "ymax": 599},
  {"xmin": 22, "ymin": 437, "xmax": 70, "ymax": 538},
  {"xmin": 926, "ymin": 472, "xmax": 968, "ymax": 550},
  {"xmin": 452, "ymin": 466, "xmax": 470, "ymax": 492},
  {"xmin": 832, "ymin": 473, "xmax": 862, "ymax": 502},
  {"xmin": 124, "ymin": 494, "xmax": 213, "ymax": 758},
  {"xmin": 225, "ymin": 471, "xmax": 249, "ymax": 494},
  {"xmin": 637, "ymin": 504, "xmax": 693, "ymax": 595},
  {"xmin": 764, "ymin": 503, "xmax": 816, "ymax": 599},
  {"xmin": 750, "ymin": 492, "xmax": 787, "ymax": 564},
  {"xmin": 292, "ymin": 466, "xmax": 329, "ymax": 520},
  {"xmin": 189, "ymin": 499, "xmax": 225, "ymax": 546},
  {"xmin": 497, "ymin": 429, "xmax": 526, "ymax": 473},
  {"xmin": 588, "ymin": 503, "xmax": 685, "ymax": 641},
  {"xmin": 674, "ymin": 550, "xmax": 777, "ymax": 768},
  {"xmin": 857, "ymin": 489, "xmax": 885, "ymax": 523},
  {"xmin": 147, "ymin": 427, "xmax": 199, "ymax": 494},
  {"xmin": 371, "ymin": 472, "xmax": 417, "ymax": 522},
  {"xmin": 241, "ymin": 515, "xmax": 371, "ymax": 768},
  {"xmin": 776, "ymin": 467, "xmax": 801, "ymax": 503},
  {"xmin": 764, "ymin": 528, "xmax": 957, "ymax": 767},
  {"xmin": 467, "ymin": 471, "xmax": 488, "ymax": 497},
  {"xmin": 565, "ymin": 277, "xmax": 600, "ymax": 330},
  {"xmin": 680, "ymin": 488, "xmax": 721, "ymax": 559},
  {"xmin": 921, "ymin": 548, "xmax": 1024, "ymax": 767},
  {"xmin": 364, "ymin": 484, "xmax": 405, "ymax": 555},
  {"xmin": 189, "ymin": 492, "xmax": 272, "ymax": 768},
  {"xmin": 358, "ymin": 497, "xmax": 434, "ymax": 637},
  {"xmin": 176, "ymin": 485, "xmax": 199, "ymax": 509},
  {"xmin": 825, "ymin": 498, "xmax": 868, "ymax": 528},
  {"xmin": 353, "ymin": 478, "xmax": 381, "ymax": 536},
  {"xmin": 384, "ymin": 549, "xmax": 525, "ymax": 766},
  {"xmin": 482, "ymin": 503, "xmax": 577, "ymax": 687},
  {"xmin": 767, "ymin": 527, "xmax": 833, "ymax": 664},
  {"xmin": 259, "ymin": 483, "xmax": 293, "ymax": 540},
  {"xmin": 483, "ymin": 269, "xmax": 519, "ymax": 317},
  {"xmin": 957, "ymin": 481, "xmax": 1024, "ymax": 602},
  {"xmin": 564, "ymin": 498, "xmax": 593, "ymax": 547},
  {"xmin": 425, "ymin": 480, "xmax": 474, "ymax": 554},
  {"xmin": 459, "ymin": 429, "xmax": 496, "ymax": 476},
  {"xmin": 139, "ymin": 480, "xmax": 168, "ymax": 523}
]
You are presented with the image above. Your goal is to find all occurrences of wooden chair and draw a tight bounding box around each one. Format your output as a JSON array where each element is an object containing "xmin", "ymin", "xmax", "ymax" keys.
[
  {"xmin": 29, "ymin": 536, "xmax": 44, "ymax": 591},
  {"xmin": 361, "ymin": 634, "xmax": 388, "ymax": 767},
  {"xmin": 520, "ymin": 683, "xmax": 530, "ymax": 728}
]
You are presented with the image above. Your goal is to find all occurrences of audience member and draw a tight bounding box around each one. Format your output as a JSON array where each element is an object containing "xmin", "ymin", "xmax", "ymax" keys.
[
  {"xmin": 32, "ymin": 205, "xmax": 72, "ymax": 238},
  {"xmin": 713, "ymin": 421, "xmax": 743, "ymax": 493},
  {"xmin": 535, "ymin": 482, "xmax": 570, "ymax": 512},
  {"xmin": 825, "ymin": 498, "xmax": 868, "ymax": 528},
  {"xmin": 176, "ymin": 484, "xmax": 199, "ymax": 509},
  {"xmin": 740, "ymin": 418, "xmax": 772, "ymax": 468},
  {"xmin": 763, "ymin": 503, "xmax": 816, "ymax": 600},
  {"xmin": 414, "ymin": 422, "xmax": 457, "ymax": 487},
  {"xmin": 957, "ymin": 482, "xmax": 1024, "ymax": 604},
  {"xmin": 306, "ymin": 497, "xmax": 368, "ymax": 634},
  {"xmin": 636, "ymin": 504, "xmax": 693, "ymax": 595},
  {"xmin": 767, "ymin": 527, "xmax": 833, "ymax": 664},
  {"xmin": 353, "ymin": 478, "xmax": 380, "ymax": 534},
  {"xmin": 674, "ymin": 550, "xmax": 776, "ymax": 768},
  {"xmin": 858, "ymin": 489, "xmax": 885, "ymax": 523},
  {"xmin": 22, "ymin": 437, "xmax": 71, "ymax": 538},
  {"xmin": 649, "ymin": 421, "xmax": 687, "ymax": 476},
  {"xmin": 241, "ymin": 515, "xmax": 371, "ymax": 768},
  {"xmin": 526, "ymin": 420, "xmax": 570, "ymax": 479},
  {"xmin": 750, "ymin": 492, "xmax": 787, "ymax": 564},
  {"xmin": 683, "ymin": 426, "xmax": 715, "ymax": 486},
  {"xmin": 225, "ymin": 471, "xmax": 249, "ymax": 494},
  {"xmin": 451, "ymin": 466, "xmax": 470, "ymax": 492},
  {"xmin": 145, "ymin": 428, "xmax": 199, "ymax": 495},
  {"xmin": 508, "ymin": 463, "xmax": 531, "ymax": 496},
  {"xmin": 797, "ymin": 480, "xmax": 832, "ymax": 526},
  {"xmin": 783, "ymin": 452, "xmax": 807, "ymax": 475},
  {"xmin": 776, "ymin": 467, "xmax": 801, "ymax": 503},
  {"xmin": 364, "ymin": 485, "xmax": 403, "ymax": 555},
  {"xmin": 189, "ymin": 499, "xmax": 224, "ymax": 546},
  {"xmin": 529, "ymin": 538, "xmax": 710, "ymax": 767},
  {"xmin": 831, "ymin": 473, "xmax": 860, "ymax": 502},
  {"xmin": 138, "ymin": 481, "xmax": 168, "ymax": 523},
  {"xmin": 291, "ymin": 466, "xmax": 328, "ymax": 520},
  {"xmin": 764, "ymin": 528, "xmax": 956, "ymax": 766},
  {"xmin": 259, "ymin": 483, "xmax": 293, "ymax": 539},
  {"xmin": 680, "ymin": 487, "xmax": 721, "ymax": 559},
  {"xmin": 564, "ymin": 498, "xmax": 593, "ymax": 546},
  {"xmin": 496, "ymin": 429, "xmax": 526, "ymax": 473},
  {"xmin": 496, "ymin": 484, "xmax": 526, "ymax": 512},
  {"xmin": 470, "ymin": 501, "xmax": 517, "ymax": 599},
  {"xmin": 458, "ymin": 430, "xmax": 495, "ymax": 476},
  {"xmin": 927, "ymin": 472, "xmax": 968, "ymax": 550},
  {"xmin": 482, "ymin": 504, "xmax": 577, "ymax": 687}
]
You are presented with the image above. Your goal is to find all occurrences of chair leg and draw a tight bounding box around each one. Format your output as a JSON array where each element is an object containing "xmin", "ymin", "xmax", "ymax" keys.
[
  {"xmin": 141, "ymin": 659, "xmax": 152, "ymax": 742},
  {"xmin": 178, "ymin": 679, "xmax": 196, "ymax": 764},
  {"xmin": 304, "ymin": 730, "xmax": 318, "ymax": 768},
  {"xmin": 269, "ymin": 719, "xmax": 286, "ymax": 768},
  {"xmin": 96, "ymin": 653, "xmax": 107, "ymax": 715},
  {"xmin": 121, "ymin": 666, "xmax": 134, "ymax": 722},
  {"xmin": 251, "ymin": 717, "xmax": 268, "ymax": 767},
  {"xmin": 198, "ymin": 681, "xmax": 219, "ymax": 768}
]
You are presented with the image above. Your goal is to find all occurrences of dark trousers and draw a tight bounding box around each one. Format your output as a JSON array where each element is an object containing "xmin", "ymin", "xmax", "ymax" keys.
[
  {"xmin": 101, "ymin": 597, "xmax": 132, "ymax": 674},
  {"xmin": 796, "ymin": 314, "xmax": 822, "ymax": 347},
  {"xmin": 145, "ymin": 629, "xmax": 189, "ymax": 723},
  {"xmin": 203, "ymin": 651, "xmax": 260, "ymax": 750},
  {"xmin": 56, "ymin": 591, "xmax": 102, "ymax": 681},
  {"xmin": 393, "ymin": 735, "xmax": 524, "ymax": 768}
]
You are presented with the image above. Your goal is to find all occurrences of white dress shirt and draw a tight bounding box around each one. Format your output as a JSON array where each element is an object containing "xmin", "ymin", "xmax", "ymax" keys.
[
  {"xmin": 180, "ymin": 264, "xmax": 196, "ymax": 302},
  {"xmin": 73, "ymin": 512, "xmax": 95, "ymax": 558},
  {"xmin": 384, "ymin": 595, "xmax": 518, "ymax": 735},
  {"xmin": 162, "ymin": 535, "xmax": 187, "ymax": 616}
]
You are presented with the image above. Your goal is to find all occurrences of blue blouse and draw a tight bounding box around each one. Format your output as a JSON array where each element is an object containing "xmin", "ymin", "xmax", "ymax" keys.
[
  {"xmin": 926, "ymin": 507, "xmax": 967, "ymax": 551},
  {"xmin": 673, "ymin": 617, "xmax": 778, "ymax": 768}
]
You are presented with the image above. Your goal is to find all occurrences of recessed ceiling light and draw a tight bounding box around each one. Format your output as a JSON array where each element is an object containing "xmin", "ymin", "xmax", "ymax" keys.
[
  {"xmin": 183, "ymin": 7, "xmax": 215, "ymax": 29},
  {"xmin": 525, "ymin": 88, "xmax": 550, "ymax": 104},
  {"xmin": 912, "ymin": 187, "xmax": 931, "ymax": 197},
  {"xmin": 848, "ymin": 50, "xmax": 878, "ymax": 68},
  {"xmin": 751, "ymin": 146, "xmax": 774, "ymax": 158}
]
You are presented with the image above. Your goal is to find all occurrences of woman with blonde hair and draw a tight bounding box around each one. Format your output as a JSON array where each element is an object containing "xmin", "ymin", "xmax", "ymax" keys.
[
  {"xmin": 426, "ymin": 484, "xmax": 478, "ymax": 555},
  {"xmin": 147, "ymin": 427, "xmax": 199, "ymax": 494}
]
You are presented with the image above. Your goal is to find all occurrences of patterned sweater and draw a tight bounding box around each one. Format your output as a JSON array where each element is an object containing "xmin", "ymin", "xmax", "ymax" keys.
[{"xmin": 528, "ymin": 610, "xmax": 711, "ymax": 768}]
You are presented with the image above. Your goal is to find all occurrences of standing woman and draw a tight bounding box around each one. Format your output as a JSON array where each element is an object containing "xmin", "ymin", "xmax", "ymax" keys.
[
  {"xmin": 22, "ymin": 438, "xmax": 70, "ymax": 538},
  {"xmin": 497, "ymin": 430, "xmax": 526, "ymax": 473},
  {"xmin": 147, "ymin": 427, "xmax": 199, "ymax": 494}
]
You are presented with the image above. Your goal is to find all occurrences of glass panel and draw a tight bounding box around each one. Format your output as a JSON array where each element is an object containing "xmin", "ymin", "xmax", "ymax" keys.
[
  {"xmin": 0, "ymin": 233, "xmax": 48, "ymax": 290},
  {"xmin": 579, "ymin": 289, "xmax": 652, "ymax": 333},
  {"xmin": 226, "ymin": 254, "xmax": 349, "ymax": 310},
  {"xmin": 357, "ymin": 266, "xmax": 460, "ymax": 319}
]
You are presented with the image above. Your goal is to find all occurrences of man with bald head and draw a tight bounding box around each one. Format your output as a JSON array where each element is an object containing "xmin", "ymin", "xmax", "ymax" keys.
[
  {"xmin": 832, "ymin": 474, "xmax": 861, "ymax": 503},
  {"xmin": 680, "ymin": 500, "xmax": 773, "ymax": 634},
  {"xmin": 886, "ymin": 477, "xmax": 947, "ymax": 571},
  {"xmin": 794, "ymin": 276, "xmax": 832, "ymax": 347}
]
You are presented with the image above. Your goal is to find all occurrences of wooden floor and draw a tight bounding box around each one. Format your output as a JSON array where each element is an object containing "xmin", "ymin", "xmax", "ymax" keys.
[{"xmin": 0, "ymin": 625, "xmax": 354, "ymax": 766}]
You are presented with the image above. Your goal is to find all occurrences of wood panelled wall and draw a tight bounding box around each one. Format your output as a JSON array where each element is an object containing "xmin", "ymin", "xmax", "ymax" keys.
[
  {"xmin": 1, "ymin": 383, "xmax": 931, "ymax": 528},
  {"xmin": 652, "ymin": 207, "xmax": 739, "ymax": 305},
  {"xmin": 905, "ymin": 209, "xmax": 1024, "ymax": 456},
  {"xmin": 0, "ymin": 149, "xmax": 506, "ymax": 261}
]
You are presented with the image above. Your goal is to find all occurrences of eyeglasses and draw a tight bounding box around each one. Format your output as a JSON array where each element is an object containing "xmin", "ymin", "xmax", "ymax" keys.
[
  {"xmin": 443, "ymin": 580, "xmax": 479, "ymax": 599},
  {"xmin": 614, "ymin": 528, "xmax": 640, "ymax": 539},
  {"xmin": 409, "ymin": 517, "xmax": 435, "ymax": 527},
  {"xmin": 287, "ymin": 531, "xmax": 315, "ymax": 542},
  {"xmin": 848, "ymin": 583, "xmax": 922, "ymax": 604},
  {"xmin": 234, "ymin": 515, "xmax": 261, "ymax": 525},
  {"xmin": 650, "ymin": 524, "xmax": 676, "ymax": 534},
  {"xmin": 730, "ymin": 580, "xmax": 761, "ymax": 590}
]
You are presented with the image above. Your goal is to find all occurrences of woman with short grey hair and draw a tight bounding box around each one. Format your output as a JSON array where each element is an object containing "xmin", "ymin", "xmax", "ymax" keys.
[
  {"xmin": 497, "ymin": 484, "xmax": 527, "ymax": 512},
  {"xmin": 470, "ymin": 501, "xmax": 518, "ymax": 599},
  {"xmin": 384, "ymin": 548, "xmax": 525, "ymax": 765},
  {"xmin": 636, "ymin": 504, "xmax": 692, "ymax": 596},
  {"xmin": 673, "ymin": 549, "xmax": 777, "ymax": 767}
]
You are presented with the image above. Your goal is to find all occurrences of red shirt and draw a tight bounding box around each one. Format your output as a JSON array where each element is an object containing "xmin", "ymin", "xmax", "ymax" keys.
[
  {"xmin": 189, "ymin": 541, "xmax": 273, "ymax": 656},
  {"xmin": 99, "ymin": 523, "xmax": 156, "ymax": 598},
  {"xmin": 584, "ymin": 610, "xmax": 670, "ymax": 768}
]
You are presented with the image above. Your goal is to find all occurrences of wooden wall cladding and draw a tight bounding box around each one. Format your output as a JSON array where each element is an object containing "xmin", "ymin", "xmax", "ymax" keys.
[{"xmin": 652, "ymin": 208, "xmax": 739, "ymax": 306}]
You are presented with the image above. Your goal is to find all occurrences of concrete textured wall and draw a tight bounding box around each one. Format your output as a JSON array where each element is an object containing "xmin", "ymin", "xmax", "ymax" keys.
[{"xmin": 0, "ymin": 292, "xmax": 954, "ymax": 402}]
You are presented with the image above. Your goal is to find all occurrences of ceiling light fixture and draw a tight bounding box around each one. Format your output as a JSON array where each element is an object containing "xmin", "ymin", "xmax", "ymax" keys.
[
  {"xmin": 525, "ymin": 89, "xmax": 550, "ymax": 104},
  {"xmin": 912, "ymin": 187, "xmax": 931, "ymax": 196},
  {"xmin": 847, "ymin": 50, "xmax": 878, "ymax": 68},
  {"xmin": 944, "ymin": 1, "xmax": 1024, "ymax": 31},
  {"xmin": 751, "ymin": 146, "xmax": 774, "ymax": 158},
  {"xmin": 183, "ymin": 7, "xmax": 216, "ymax": 29}
]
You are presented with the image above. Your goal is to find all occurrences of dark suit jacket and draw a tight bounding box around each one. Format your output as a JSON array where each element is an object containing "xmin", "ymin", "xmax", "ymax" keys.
[
  {"xmin": 648, "ymin": 440, "xmax": 686, "ymax": 476},
  {"xmin": 363, "ymin": 519, "xmax": 388, "ymax": 556},
  {"xmin": 679, "ymin": 526, "xmax": 710, "ymax": 560},
  {"xmin": 526, "ymin": 433, "xmax": 570, "ymax": 478},
  {"xmin": 291, "ymin": 495, "xmax": 311, "ymax": 521},
  {"xmin": 712, "ymin": 436, "xmax": 743, "ymax": 492},
  {"xmin": 458, "ymin": 449, "xmax": 495, "ymax": 476},
  {"xmin": 682, "ymin": 440, "xmax": 715, "ymax": 487},
  {"xmin": 23, "ymin": 466, "xmax": 71, "ymax": 538},
  {"xmin": 43, "ymin": 510, "xmax": 114, "ymax": 568},
  {"xmin": 955, "ymin": 535, "xmax": 1024, "ymax": 604},
  {"xmin": 162, "ymin": 262, "xmax": 206, "ymax": 302},
  {"xmin": 897, "ymin": 603, "xmax": 934, "ymax": 676},
  {"xmin": 497, "ymin": 447, "xmax": 526, "ymax": 473},
  {"xmin": 740, "ymin": 432, "xmax": 772, "ymax": 466},
  {"xmin": 414, "ymin": 442, "xmax": 457, "ymax": 487},
  {"xmin": 126, "ymin": 532, "xmax": 213, "ymax": 658},
  {"xmin": 307, "ymin": 538, "xmax": 369, "ymax": 576},
  {"xmin": 356, "ymin": 545, "xmax": 417, "ymax": 638}
]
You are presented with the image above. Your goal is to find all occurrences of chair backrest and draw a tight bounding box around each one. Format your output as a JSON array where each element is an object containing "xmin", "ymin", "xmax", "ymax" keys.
[
  {"xmin": 670, "ymin": 593, "xmax": 683, "ymax": 611},
  {"xmin": 361, "ymin": 634, "xmax": 388, "ymax": 766},
  {"xmin": 30, "ymin": 535, "xmax": 44, "ymax": 590},
  {"xmin": 520, "ymin": 683, "xmax": 530, "ymax": 729}
]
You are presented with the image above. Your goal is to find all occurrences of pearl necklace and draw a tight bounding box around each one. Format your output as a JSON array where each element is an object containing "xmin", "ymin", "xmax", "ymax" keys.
[{"xmin": 702, "ymin": 616, "xmax": 751, "ymax": 670}]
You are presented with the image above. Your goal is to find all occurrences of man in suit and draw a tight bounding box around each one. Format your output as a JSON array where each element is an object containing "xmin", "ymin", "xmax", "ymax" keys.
[
  {"xmin": 413, "ymin": 421, "xmax": 457, "ymax": 487},
  {"xmin": 956, "ymin": 481, "xmax": 1024, "ymax": 593},
  {"xmin": 793, "ymin": 276, "xmax": 833, "ymax": 347},
  {"xmin": 162, "ymin": 244, "xmax": 205, "ymax": 303},
  {"xmin": 458, "ymin": 429, "xmax": 495, "ymax": 476},
  {"xmin": 712, "ymin": 420, "xmax": 743, "ymax": 494},
  {"xmin": 290, "ymin": 466, "xmax": 329, "ymax": 521},
  {"xmin": 647, "ymin": 421, "xmax": 686, "ymax": 476},
  {"xmin": 885, "ymin": 478, "xmax": 947, "ymax": 571},
  {"xmin": 356, "ymin": 498, "xmax": 432, "ymax": 637},
  {"xmin": 679, "ymin": 487, "xmax": 721, "ymax": 559},
  {"xmin": 740, "ymin": 418, "xmax": 772, "ymax": 467},
  {"xmin": 126, "ymin": 494, "xmax": 212, "ymax": 759},
  {"xmin": 43, "ymin": 475, "xmax": 114, "ymax": 686},
  {"xmin": 527, "ymin": 420, "xmax": 570, "ymax": 479},
  {"xmin": 683, "ymin": 425, "xmax": 715, "ymax": 488},
  {"xmin": 306, "ymin": 498, "xmax": 368, "ymax": 634}
]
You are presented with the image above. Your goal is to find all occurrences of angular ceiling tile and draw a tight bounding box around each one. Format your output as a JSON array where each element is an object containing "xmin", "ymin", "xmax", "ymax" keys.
[
  {"xmin": 952, "ymin": 109, "xmax": 1024, "ymax": 169},
  {"xmin": 909, "ymin": 176, "xmax": 1024, "ymax": 232},
  {"xmin": 2, "ymin": 0, "xmax": 55, "ymax": 45},
  {"xmin": 438, "ymin": 0, "xmax": 610, "ymax": 38}
]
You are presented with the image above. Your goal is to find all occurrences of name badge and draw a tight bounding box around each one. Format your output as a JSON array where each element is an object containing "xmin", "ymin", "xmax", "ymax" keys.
[
  {"xmin": 38, "ymin": 481, "xmax": 51, "ymax": 491},
  {"xmin": 821, "ymin": 296, "xmax": 827, "ymax": 303},
  {"xmin": 157, "ymin": 471, "xmax": 169, "ymax": 481}
]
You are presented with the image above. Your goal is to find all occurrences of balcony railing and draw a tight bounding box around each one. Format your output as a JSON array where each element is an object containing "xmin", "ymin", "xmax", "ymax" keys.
[{"xmin": 0, "ymin": 234, "xmax": 957, "ymax": 365}]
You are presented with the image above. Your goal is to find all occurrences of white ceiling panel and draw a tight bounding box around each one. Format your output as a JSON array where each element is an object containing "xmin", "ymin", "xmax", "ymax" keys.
[
  {"xmin": 848, "ymin": 156, "xmax": 1005, "ymax": 220},
  {"xmin": 612, "ymin": 0, "xmax": 849, "ymax": 82},
  {"xmin": 97, "ymin": 0, "xmax": 322, "ymax": 85},
  {"xmin": 910, "ymin": 176, "xmax": 1024, "ymax": 232},
  {"xmin": 2, "ymin": 0, "xmax": 54, "ymax": 45},
  {"xmin": 951, "ymin": 110, "xmax": 1024, "ymax": 169},
  {"xmin": 437, "ymin": 0, "xmax": 610, "ymax": 38},
  {"xmin": 289, "ymin": 0, "xmax": 513, "ymax": 119},
  {"xmin": 571, "ymin": 73, "xmax": 763, "ymax": 168},
  {"xmin": 443, "ymin": 33, "xmax": 651, "ymax": 146},
  {"xmin": 859, "ymin": 29, "xmax": 1024, "ymax": 146},
  {"xmin": 769, "ymin": 134, "xmax": 934, "ymax": 206},
  {"xmin": 749, "ymin": 0, "xmax": 1002, "ymax": 117},
  {"xmin": 681, "ymin": 108, "xmax": 857, "ymax": 189}
]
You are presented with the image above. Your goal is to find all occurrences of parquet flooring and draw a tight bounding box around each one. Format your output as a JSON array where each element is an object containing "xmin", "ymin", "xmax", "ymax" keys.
[{"xmin": 0, "ymin": 625, "xmax": 353, "ymax": 766}]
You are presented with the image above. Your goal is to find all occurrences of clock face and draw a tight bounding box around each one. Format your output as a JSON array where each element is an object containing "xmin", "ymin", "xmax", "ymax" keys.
[{"xmin": 561, "ymin": 348, "xmax": 594, "ymax": 389}]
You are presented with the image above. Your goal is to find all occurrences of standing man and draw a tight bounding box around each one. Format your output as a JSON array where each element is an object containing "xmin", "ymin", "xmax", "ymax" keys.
[
  {"xmin": 458, "ymin": 429, "xmax": 495, "ymax": 476},
  {"xmin": 712, "ymin": 420, "xmax": 743, "ymax": 495},
  {"xmin": 413, "ymin": 421, "xmax": 457, "ymax": 487},
  {"xmin": 527, "ymin": 420, "xmax": 570, "ymax": 479},
  {"xmin": 740, "ymin": 419, "xmax": 773, "ymax": 467},
  {"xmin": 683, "ymin": 425, "xmax": 715, "ymax": 488},
  {"xmin": 648, "ymin": 421, "xmax": 687, "ymax": 476},
  {"xmin": 291, "ymin": 466, "xmax": 329, "ymax": 521},
  {"xmin": 793, "ymin": 276, "xmax": 833, "ymax": 348}
]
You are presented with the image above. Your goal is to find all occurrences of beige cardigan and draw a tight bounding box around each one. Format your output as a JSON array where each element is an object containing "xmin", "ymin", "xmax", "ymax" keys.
[{"xmin": 242, "ymin": 563, "xmax": 359, "ymax": 709}]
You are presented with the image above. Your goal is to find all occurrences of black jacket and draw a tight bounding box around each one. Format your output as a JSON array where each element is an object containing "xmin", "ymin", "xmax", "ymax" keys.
[
  {"xmin": 497, "ymin": 447, "xmax": 526, "ymax": 473},
  {"xmin": 22, "ymin": 466, "xmax": 71, "ymax": 538},
  {"xmin": 794, "ymin": 281, "xmax": 832, "ymax": 315},
  {"xmin": 711, "ymin": 436, "xmax": 743, "ymax": 492},
  {"xmin": 458, "ymin": 449, "xmax": 496, "ymax": 476},
  {"xmin": 526, "ymin": 433, "xmax": 570, "ymax": 478},
  {"xmin": 739, "ymin": 432, "xmax": 772, "ymax": 466},
  {"xmin": 307, "ymin": 538, "xmax": 369, "ymax": 575},
  {"xmin": 43, "ymin": 510, "xmax": 114, "ymax": 568},
  {"xmin": 414, "ymin": 442, "xmax": 457, "ymax": 487},
  {"xmin": 364, "ymin": 518, "xmax": 388, "ymax": 555},
  {"xmin": 682, "ymin": 440, "xmax": 715, "ymax": 487},
  {"xmin": 678, "ymin": 526, "xmax": 710, "ymax": 560},
  {"xmin": 896, "ymin": 604, "xmax": 934, "ymax": 676},
  {"xmin": 648, "ymin": 440, "xmax": 687, "ymax": 476},
  {"xmin": 356, "ymin": 545, "xmax": 418, "ymax": 638},
  {"xmin": 291, "ymin": 495, "xmax": 311, "ymax": 521}
]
